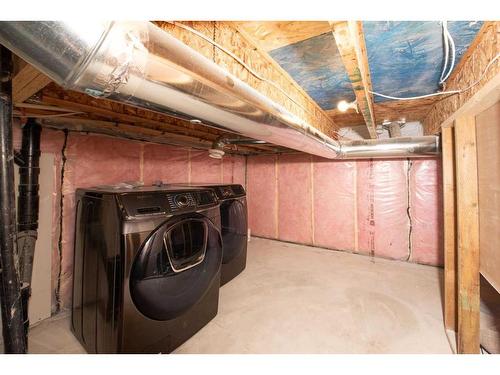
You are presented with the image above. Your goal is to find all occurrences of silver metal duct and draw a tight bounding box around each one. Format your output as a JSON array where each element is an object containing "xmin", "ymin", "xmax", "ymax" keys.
[
  {"xmin": 336, "ymin": 136, "xmax": 439, "ymax": 159},
  {"xmin": 0, "ymin": 21, "xmax": 440, "ymax": 159}
]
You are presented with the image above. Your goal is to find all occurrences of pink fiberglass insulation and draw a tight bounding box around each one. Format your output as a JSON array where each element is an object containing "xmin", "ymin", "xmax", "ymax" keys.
[
  {"xmin": 409, "ymin": 159, "xmax": 444, "ymax": 265},
  {"xmin": 40, "ymin": 128, "xmax": 66, "ymax": 154},
  {"xmin": 142, "ymin": 143, "xmax": 190, "ymax": 185},
  {"xmin": 59, "ymin": 134, "xmax": 142, "ymax": 307},
  {"xmin": 234, "ymin": 156, "xmax": 246, "ymax": 187},
  {"xmin": 277, "ymin": 153, "xmax": 313, "ymax": 245},
  {"xmin": 245, "ymin": 153, "xmax": 443, "ymax": 266},
  {"xmin": 190, "ymin": 150, "xmax": 223, "ymax": 183},
  {"xmin": 356, "ymin": 160, "xmax": 410, "ymax": 261},
  {"xmin": 246, "ymin": 155, "xmax": 277, "ymax": 239},
  {"xmin": 222, "ymin": 156, "xmax": 236, "ymax": 184},
  {"xmin": 223, "ymin": 155, "xmax": 246, "ymax": 186},
  {"xmin": 313, "ymin": 158, "xmax": 356, "ymax": 251}
]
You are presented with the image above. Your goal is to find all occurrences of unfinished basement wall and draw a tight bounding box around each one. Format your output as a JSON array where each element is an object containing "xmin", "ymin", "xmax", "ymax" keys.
[
  {"xmin": 13, "ymin": 123, "xmax": 246, "ymax": 311},
  {"xmin": 246, "ymin": 154, "xmax": 443, "ymax": 266}
]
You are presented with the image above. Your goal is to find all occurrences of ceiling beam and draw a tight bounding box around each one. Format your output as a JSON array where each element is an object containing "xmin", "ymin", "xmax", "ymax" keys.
[
  {"xmin": 235, "ymin": 21, "xmax": 331, "ymax": 52},
  {"xmin": 37, "ymin": 116, "xmax": 273, "ymax": 155},
  {"xmin": 423, "ymin": 21, "xmax": 500, "ymax": 135},
  {"xmin": 330, "ymin": 21, "xmax": 377, "ymax": 139},
  {"xmin": 39, "ymin": 88, "xmax": 284, "ymax": 154},
  {"xmin": 33, "ymin": 84, "xmax": 287, "ymax": 154},
  {"xmin": 12, "ymin": 61, "xmax": 51, "ymax": 103},
  {"xmin": 326, "ymin": 97, "xmax": 441, "ymax": 128}
]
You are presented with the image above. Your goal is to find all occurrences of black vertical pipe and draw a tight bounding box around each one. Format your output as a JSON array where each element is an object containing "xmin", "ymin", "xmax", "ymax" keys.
[
  {"xmin": 0, "ymin": 46, "xmax": 27, "ymax": 353},
  {"xmin": 18, "ymin": 118, "xmax": 41, "ymax": 233},
  {"xmin": 16, "ymin": 118, "xmax": 41, "ymax": 348}
]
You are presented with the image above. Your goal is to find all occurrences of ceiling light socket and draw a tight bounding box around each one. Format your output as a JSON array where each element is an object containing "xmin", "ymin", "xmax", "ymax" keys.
[
  {"xmin": 208, "ymin": 148, "xmax": 225, "ymax": 159},
  {"xmin": 337, "ymin": 100, "xmax": 358, "ymax": 113}
]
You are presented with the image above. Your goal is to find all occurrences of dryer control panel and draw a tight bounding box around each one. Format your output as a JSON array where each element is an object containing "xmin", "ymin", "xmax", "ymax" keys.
[{"xmin": 118, "ymin": 189, "xmax": 218, "ymax": 218}]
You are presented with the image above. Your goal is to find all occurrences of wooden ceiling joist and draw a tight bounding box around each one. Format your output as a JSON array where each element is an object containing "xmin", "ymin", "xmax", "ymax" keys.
[
  {"xmin": 423, "ymin": 21, "xmax": 500, "ymax": 135},
  {"xmin": 13, "ymin": 61, "xmax": 51, "ymax": 103},
  {"xmin": 34, "ymin": 84, "xmax": 287, "ymax": 155},
  {"xmin": 326, "ymin": 108, "xmax": 365, "ymax": 127},
  {"xmin": 38, "ymin": 116, "xmax": 277, "ymax": 155},
  {"xmin": 326, "ymin": 97, "xmax": 441, "ymax": 128},
  {"xmin": 235, "ymin": 21, "xmax": 331, "ymax": 52},
  {"xmin": 375, "ymin": 97, "xmax": 441, "ymax": 125},
  {"xmin": 331, "ymin": 21, "xmax": 377, "ymax": 139}
]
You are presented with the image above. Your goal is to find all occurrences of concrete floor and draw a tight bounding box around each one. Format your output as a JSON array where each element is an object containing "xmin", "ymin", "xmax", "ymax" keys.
[{"xmin": 11, "ymin": 237, "xmax": 453, "ymax": 354}]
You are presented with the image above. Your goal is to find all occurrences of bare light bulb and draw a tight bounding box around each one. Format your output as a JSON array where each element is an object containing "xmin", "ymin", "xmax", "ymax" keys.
[{"xmin": 337, "ymin": 100, "xmax": 357, "ymax": 113}]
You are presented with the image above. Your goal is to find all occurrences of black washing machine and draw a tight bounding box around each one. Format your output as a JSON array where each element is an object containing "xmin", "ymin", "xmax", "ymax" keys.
[
  {"xmin": 71, "ymin": 185, "xmax": 222, "ymax": 353},
  {"xmin": 173, "ymin": 184, "xmax": 248, "ymax": 285}
]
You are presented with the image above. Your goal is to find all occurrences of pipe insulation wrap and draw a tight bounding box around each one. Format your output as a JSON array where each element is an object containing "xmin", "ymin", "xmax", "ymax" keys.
[{"xmin": 0, "ymin": 21, "xmax": 440, "ymax": 159}]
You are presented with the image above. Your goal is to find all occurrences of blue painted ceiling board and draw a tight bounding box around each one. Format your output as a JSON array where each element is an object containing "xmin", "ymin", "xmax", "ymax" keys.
[
  {"xmin": 266, "ymin": 21, "xmax": 482, "ymax": 111},
  {"xmin": 363, "ymin": 21, "xmax": 483, "ymax": 102},
  {"xmin": 269, "ymin": 32, "xmax": 356, "ymax": 110}
]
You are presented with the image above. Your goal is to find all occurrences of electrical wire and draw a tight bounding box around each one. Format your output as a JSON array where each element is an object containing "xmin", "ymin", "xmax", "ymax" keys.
[
  {"xmin": 439, "ymin": 21, "xmax": 450, "ymax": 84},
  {"xmin": 440, "ymin": 22, "xmax": 456, "ymax": 84},
  {"xmin": 370, "ymin": 52, "xmax": 500, "ymax": 101},
  {"xmin": 14, "ymin": 102, "xmax": 80, "ymax": 113},
  {"xmin": 164, "ymin": 21, "xmax": 343, "ymax": 139},
  {"xmin": 13, "ymin": 111, "xmax": 84, "ymax": 119}
]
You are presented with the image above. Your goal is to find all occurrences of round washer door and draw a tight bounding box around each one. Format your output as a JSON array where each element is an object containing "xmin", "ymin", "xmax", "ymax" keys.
[
  {"xmin": 130, "ymin": 213, "xmax": 222, "ymax": 321},
  {"xmin": 220, "ymin": 199, "xmax": 248, "ymax": 264}
]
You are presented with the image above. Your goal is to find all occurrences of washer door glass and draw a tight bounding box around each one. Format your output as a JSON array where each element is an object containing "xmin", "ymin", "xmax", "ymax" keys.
[
  {"xmin": 220, "ymin": 199, "xmax": 248, "ymax": 264},
  {"xmin": 130, "ymin": 213, "xmax": 222, "ymax": 321},
  {"xmin": 164, "ymin": 219, "xmax": 208, "ymax": 272}
]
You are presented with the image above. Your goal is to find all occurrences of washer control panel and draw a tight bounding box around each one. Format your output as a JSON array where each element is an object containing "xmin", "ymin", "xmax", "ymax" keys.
[
  {"xmin": 118, "ymin": 189, "xmax": 217, "ymax": 218},
  {"xmin": 168, "ymin": 193, "xmax": 196, "ymax": 210}
]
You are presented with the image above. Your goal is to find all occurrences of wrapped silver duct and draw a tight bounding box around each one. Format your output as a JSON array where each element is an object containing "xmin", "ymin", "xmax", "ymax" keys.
[
  {"xmin": 337, "ymin": 136, "xmax": 440, "ymax": 159},
  {"xmin": 0, "ymin": 21, "xmax": 440, "ymax": 159}
]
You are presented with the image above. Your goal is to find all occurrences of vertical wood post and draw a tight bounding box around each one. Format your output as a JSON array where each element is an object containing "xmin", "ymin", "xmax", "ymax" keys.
[
  {"xmin": 454, "ymin": 116, "xmax": 480, "ymax": 354},
  {"xmin": 442, "ymin": 126, "xmax": 457, "ymax": 332}
]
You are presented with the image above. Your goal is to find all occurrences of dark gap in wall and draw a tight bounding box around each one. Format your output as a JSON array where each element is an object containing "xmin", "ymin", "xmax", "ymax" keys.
[
  {"xmin": 54, "ymin": 129, "xmax": 68, "ymax": 313},
  {"xmin": 406, "ymin": 158, "xmax": 413, "ymax": 262},
  {"xmin": 244, "ymin": 155, "xmax": 248, "ymax": 190}
]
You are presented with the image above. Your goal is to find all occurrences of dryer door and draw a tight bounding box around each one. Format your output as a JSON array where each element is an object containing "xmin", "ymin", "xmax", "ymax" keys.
[
  {"xmin": 130, "ymin": 213, "xmax": 222, "ymax": 321},
  {"xmin": 220, "ymin": 198, "xmax": 248, "ymax": 264}
]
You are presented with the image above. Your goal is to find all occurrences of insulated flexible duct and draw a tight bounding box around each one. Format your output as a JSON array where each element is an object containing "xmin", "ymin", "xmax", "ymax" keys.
[{"xmin": 0, "ymin": 21, "xmax": 440, "ymax": 159}]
